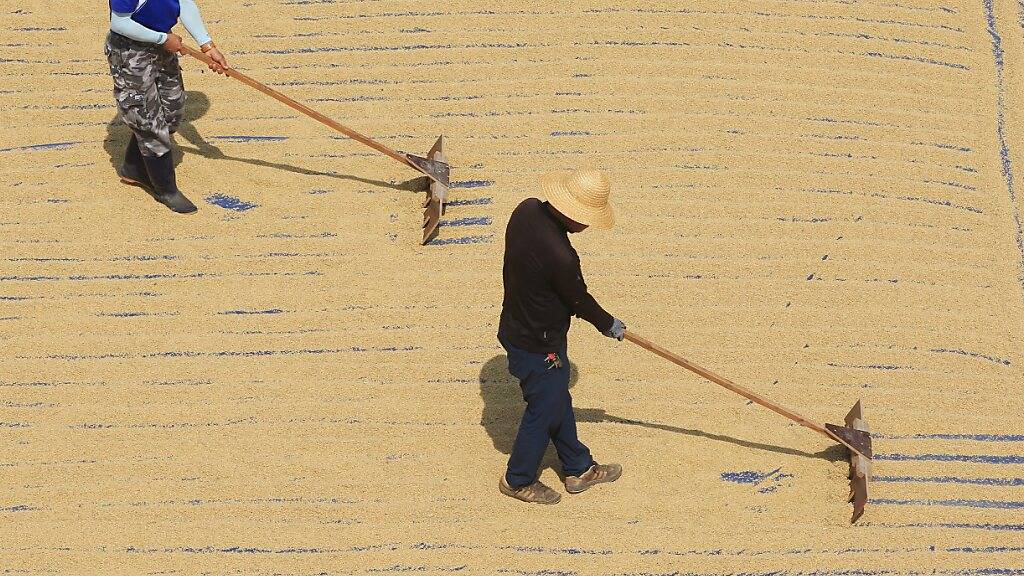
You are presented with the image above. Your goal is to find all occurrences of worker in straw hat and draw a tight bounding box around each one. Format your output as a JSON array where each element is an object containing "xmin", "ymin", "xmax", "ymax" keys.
[{"xmin": 497, "ymin": 168, "xmax": 626, "ymax": 505}]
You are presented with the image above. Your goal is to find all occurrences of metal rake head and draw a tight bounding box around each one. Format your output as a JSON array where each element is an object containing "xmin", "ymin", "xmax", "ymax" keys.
[
  {"xmin": 824, "ymin": 400, "xmax": 872, "ymax": 523},
  {"xmin": 407, "ymin": 135, "xmax": 449, "ymax": 245}
]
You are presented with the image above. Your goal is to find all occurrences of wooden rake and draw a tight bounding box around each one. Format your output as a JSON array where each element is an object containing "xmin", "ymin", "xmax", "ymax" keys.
[
  {"xmin": 180, "ymin": 45, "xmax": 450, "ymax": 244},
  {"xmin": 624, "ymin": 330, "xmax": 873, "ymax": 523}
]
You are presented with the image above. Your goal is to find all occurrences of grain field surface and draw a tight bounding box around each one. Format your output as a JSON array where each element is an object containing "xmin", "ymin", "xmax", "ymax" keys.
[{"xmin": 2, "ymin": 0, "xmax": 1023, "ymax": 574}]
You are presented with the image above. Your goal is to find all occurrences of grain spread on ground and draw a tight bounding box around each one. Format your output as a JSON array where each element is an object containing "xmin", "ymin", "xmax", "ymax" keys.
[{"xmin": 1, "ymin": 0, "xmax": 1023, "ymax": 573}]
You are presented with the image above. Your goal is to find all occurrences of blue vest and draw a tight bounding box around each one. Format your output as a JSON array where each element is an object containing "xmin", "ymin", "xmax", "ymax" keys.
[{"xmin": 110, "ymin": 0, "xmax": 180, "ymax": 33}]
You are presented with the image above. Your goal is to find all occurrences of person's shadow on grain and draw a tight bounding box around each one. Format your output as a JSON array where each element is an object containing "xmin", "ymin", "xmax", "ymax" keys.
[
  {"xmin": 478, "ymin": 354, "xmax": 843, "ymax": 469},
  {"xmin": 103, "ymin": 91, "xmax": 424, "ymax": 191},
  {"xmin": 478, "ymin": 354, "xmax": 584, "ymax": 480}
]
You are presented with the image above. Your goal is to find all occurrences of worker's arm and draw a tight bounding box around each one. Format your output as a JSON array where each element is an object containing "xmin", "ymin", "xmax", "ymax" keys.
[
  {"xmin": 109, "ymin": 11, "xmax": 168, "ymax": 45},
  {"xmin": 179, "ymin": 0, "xmax": 227, "ymax": 73},
  {"xmin": 178, "ymin": 0, "xmax": 211, "ymax": 47},
  {"xmin": 549, "ymin": 255, "xmax": 618, "ymax": 335}
]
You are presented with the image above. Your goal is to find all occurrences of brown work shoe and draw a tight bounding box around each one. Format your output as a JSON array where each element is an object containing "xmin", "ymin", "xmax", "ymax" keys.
[
  {"xmin": 499, "ymin": 476, "xmax": 561, "ymax": 505},
  {"xmin": 564, "ymin": 463, "xmax": 622, "ymax": 494}
]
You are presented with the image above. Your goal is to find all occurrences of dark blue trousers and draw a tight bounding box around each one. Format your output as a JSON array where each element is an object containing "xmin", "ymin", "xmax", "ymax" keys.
[{"xmin": 500, "ymin": 337, "xmax": 594, "ymax": 488}]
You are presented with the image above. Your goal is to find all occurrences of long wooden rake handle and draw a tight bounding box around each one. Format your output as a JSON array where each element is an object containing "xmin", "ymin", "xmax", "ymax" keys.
[
  {"xmin": 179, "ymin": 45, "xmax": 420, "ymax": 173},
  {"xmin": 624, "ymin": 330, "xmax": 855, "ymax": 450}
]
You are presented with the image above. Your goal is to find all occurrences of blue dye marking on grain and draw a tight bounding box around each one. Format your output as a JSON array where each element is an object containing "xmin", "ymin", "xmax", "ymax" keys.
[
  {"xmin": 439, "ymin": 217, "xmax": 491, "ymax": 227},
  {"xmin": 948, "ymin": 546, "xmax": 1024, "ymax": 553},
  {"xmin": 588, "ymin": 39, "xmax": 690, "ymax": 48},
  {"xmin": 313, "ymin": 95, "xmax": 386, "ymax": 104},
  {"xmin": 894, "ymin": 194, "xmax": 983, "ymax": 214},
  {"xmin": 210, "ymin": 135, "xmax": 288, "ymax": 142},
  {"xmin": 809, "ymin": 116, "xmax": 887, "ymax": 127},
  {"xmin": 263, "ymin": 44, "xmax": 450, "ymax": 55},
  {"xmin": 720, "ymin": 468, "xmax": 793, "ymax": 494},
  {"xmin": 447, "ymin": 197, "xmax": 493, "ymax": 206},
  {"xmin": 106, "ymin": 346, "xmax": 423, "ymax": 360},
  {"xmin": 875, "ymin": 453, "xmax": 1024, "ymax": 464},
  {"xmin": 912, "ymin": 141, "xmax": 973, "ymax": 152},
  {"xmin": 450, "ymin": 180, "xmax": 493, "ymax": 189},
  {"xmin": 205, "ymin": 193, "xmax": 258, "ymax": 212},
  {"xmin": 501, "ymin": 571, "xmax": 575, "ymax": 576},
  {"xmin": 109, "ymin": 254, "xmax": 178, "ymax": 262},
  {"xmin": 892, "ymin": 523, "xmax": 1024, "ymax": 531},
  {"xmin": 220, "ymin": 309, "xmax": 284, "ymax": 315},
  {"xmin": 924, "ymin": 179, "xmax": 978, "ymax": 191},
  {"xmin": 1, "ymin": 504, "xmax": 37, "ymax": 512},
  {"xmin": 85, "ymin": 273, "xmax": 203, "ymax": 280},
  {"xmin": 721, "ymin": 470, "xmax": 768, "ymax": 484},
  {"xmin": 877, "ymin": 433, "xmax": 1024, "ymax": 442},
  {"xmin": 501, "ymin": 544, "xmax": 612, "ymax": 556},
  {"xmin": 71, "ymin": 273, "xmax": 210, "ymax": 281},
  {"xmin": 872, "ymin": 498, "xmax": 1024, "ymax": 510},
  {"xmin": 826, "ymin": 362, "xmax": 905, "ymax": 370},
  {"xmin": 875, "ymin": 475, "xmax": 1024, "ymax": 486},
  {"xmin": 0, "ymin": 141, "xmax": 79, "ymax": 153},
  {"xmin": 0, "ymin": 275, "xmax": 60, "ymax": 281},
  {"xmin": 983, "ymin": 0, "xmax": 1024, "ymax": 296},
  {"xmin": 259, "ymin": 231, "xmax": 336, "ymax": 239},
  {"xmin": 4, "ymin": 271, "xmax": 311, "ymax": 284},
  {"xmin": 862, "ymin": 51, "xmax": 969, "ymax": 69},
  {"xmin": 929, "ymin": 348, "xmax": 1011, "ymax": 366},
  {"xmin": 428, "ymin": 235, "xmax": 493, "ymax": 246}
]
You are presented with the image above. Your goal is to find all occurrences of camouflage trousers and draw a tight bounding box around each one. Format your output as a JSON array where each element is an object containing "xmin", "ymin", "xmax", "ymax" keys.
[{"xmin": 104, "ymin": 32, "xmax": 185, "ymax": 157}]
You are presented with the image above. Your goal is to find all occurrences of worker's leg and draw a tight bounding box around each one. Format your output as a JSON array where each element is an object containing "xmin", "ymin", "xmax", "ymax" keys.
[
  {"xmin": 503, "ymin": 340, "xmax": 566, "ymax": 489},
  {"xmin": 105, "ymin": 32, "xmax": 173, "ymax": 158},
  {"xmin": 155, "ymin": 49, "xmax": 186, "ymax": 135},
  {"xmin": 105, "ymin": 32, "xmax": 195, "ymax": 213},
  {"xmin": 548, "ymin": 346, "xmax": 594, "ymax": 477}
]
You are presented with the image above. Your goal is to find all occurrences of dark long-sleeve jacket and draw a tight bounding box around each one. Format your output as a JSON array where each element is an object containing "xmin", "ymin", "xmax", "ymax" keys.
[{"xmin": 498, "ymin": 198, "xmax": 614, "ymax": 353}]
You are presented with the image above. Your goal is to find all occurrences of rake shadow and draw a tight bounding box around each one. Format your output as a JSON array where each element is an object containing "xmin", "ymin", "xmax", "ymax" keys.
[
  {"xmin": 103, "ymin": 91, "xmax": 425, "ymax": 193},
  {"xmin": 478, "ymin": 354, "xmax": 844, "ymax": 473}
]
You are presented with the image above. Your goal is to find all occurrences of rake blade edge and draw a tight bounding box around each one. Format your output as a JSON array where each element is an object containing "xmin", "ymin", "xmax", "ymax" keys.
[
  {"xmin": 420, "ymin": 135, "xmax": 448, "ymax": 245},
  {"xmin": 829, "ymin": 399, "xmax": 872, "ymax": 523}
]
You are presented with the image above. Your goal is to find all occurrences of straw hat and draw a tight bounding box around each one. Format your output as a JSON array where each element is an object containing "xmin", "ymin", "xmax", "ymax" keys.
[{"xmin": 540, "ymin": 168, "xmax": 615, "ymax": 229}]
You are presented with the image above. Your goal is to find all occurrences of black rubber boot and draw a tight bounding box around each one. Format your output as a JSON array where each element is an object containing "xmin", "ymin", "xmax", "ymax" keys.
[
  {"xmin": 119, "ymin": 134, "xmax": 152, "ymax": 188},
  {"xmin": 141, "ymin": 151, "xmax": 198, "ymax": 214}
]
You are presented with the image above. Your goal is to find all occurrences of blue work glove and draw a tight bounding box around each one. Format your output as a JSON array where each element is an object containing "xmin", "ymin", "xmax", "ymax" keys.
[{"xmin": 603, "ymin": 317, "xmax": 626, "ymax": 341}]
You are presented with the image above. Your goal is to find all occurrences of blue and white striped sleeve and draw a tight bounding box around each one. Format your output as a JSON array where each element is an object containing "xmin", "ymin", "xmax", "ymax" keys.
[
  {"xmin": 110, "ymin": 11, "xmax": 168, "ymax": 45},
  {"xmin": 178, "ymin": 0, "xmax": 212, "ymax": 47}
]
